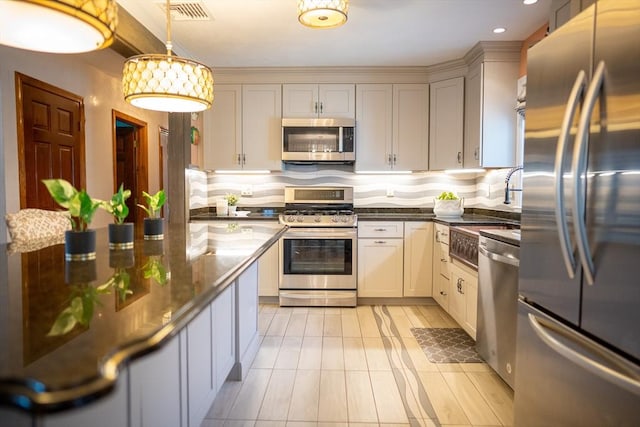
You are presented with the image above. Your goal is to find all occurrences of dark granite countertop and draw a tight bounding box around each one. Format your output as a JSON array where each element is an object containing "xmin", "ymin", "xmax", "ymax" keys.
[{"xmin": 0, "ymin": 221, "xmax": 286, "ymax": 413}]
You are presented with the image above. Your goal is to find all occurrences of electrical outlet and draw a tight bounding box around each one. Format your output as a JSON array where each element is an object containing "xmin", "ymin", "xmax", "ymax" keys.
[
  {"xmin": 241, "ymin": 185, "xmax": 253, "ymax": 196},
  {"xmin": 386, "ymin": 186, "xmax": 394, "ymax": 197}
]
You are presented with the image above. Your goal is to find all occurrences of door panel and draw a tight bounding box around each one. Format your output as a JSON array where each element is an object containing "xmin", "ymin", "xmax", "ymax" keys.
[
  {"xmin": 519, "ymin": 7, "xmax": 594, "ymax": 325},
  {"xmin": 582, "ymin": 0, "xmax": 640, "ymax": 359},
  {"xmin": 17, "ymin": 73, "xmax": 84, "ymax": 210}
]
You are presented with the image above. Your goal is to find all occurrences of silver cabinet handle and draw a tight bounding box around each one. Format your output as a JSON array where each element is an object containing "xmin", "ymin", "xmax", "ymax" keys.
[
  {"xmin": 374, "ymin": 240, "xmax": 387, "ymax": 244},
  {"xmin": 474, "ymin": 147, "xmax": 479, "ymax": 160},
  {"xmin": 242, "ymin": 153, "xmax": 246, "ymax": 165},
  {"xmin": 373, "ymin": 228, "xmax": 387, "ymax": 232},
  {"xmin": 314, "ymin": 101, "xmax": 318, "ymax": 114},
  {"xmin": 435, "ymin": 230, "xmax": 441, "ymax": 242},
  {"xmin": 387, "ymin": 154, "xmax": 392, "ymax": 165},
  {"xmin": 440, "ymin": 258, "xmax": 447, "ymax": 262},
  {"xmin": 528, "ymin": 313, "xmax": 640, "ymax": 395},
  {"xmin": 478, "ymin": 245, "xmax": 519, "ymax": 267},
  {"xmin": 554, "ymin": 70, "xmax": 586, "ymax": 279},
  {"xmin": 236, "ymin": 154, "xmax": 242, "ymax": 165},
  {"xmin": 457, "ymin": 151, "xmax": 462, "ymax": 164},
  {"xmin": 572, "ymin": 61, "xmax": 605, "ymax": 285},
  {"xmin": 393, "ymin": 154, "xmax": 397, "ymax": 164},
  {"xmin": 440, "ymin": 290, "xmax": 447, "ymax": 296},
  {"xmin": 319, "ymin": 102, "xmax": 323, "ymax": 114}
]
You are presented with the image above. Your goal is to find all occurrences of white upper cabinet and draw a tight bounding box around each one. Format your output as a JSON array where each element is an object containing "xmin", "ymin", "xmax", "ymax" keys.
[
  {"xmin": 204, "ymin": 84, "xmax": 282, "ymax": 171},
  {"xmin": 355, "ymin": 83, "xmax": 429, "ymax": 171},
  {"xmin": 242, "ymin": 84, "xmax": 283, "ymax": 171},
  {"xmin": 355, "ymin": 84, "xmax": 393, "ymax": 171},
  {"xmin": 393, "ymin": 84, "xmax": 429, "ymax": 171},
  {"xmin": 429, "ymin": 77, "xmax": 464, "ymax": 170},
  {"xmin": 203, "ymin": 84, "xmax": 242, "ymax": 171},
  {"xmin": 283, "ymin": 84, "xmax": 355, "ymax": 118},
  {"xmin": 464, "ymin": 60, "xmax": 519, "ymax": 168}
]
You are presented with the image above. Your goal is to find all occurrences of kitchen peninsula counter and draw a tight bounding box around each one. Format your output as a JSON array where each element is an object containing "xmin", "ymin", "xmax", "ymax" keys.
[{"xmin": 0, "ymin": 221, "xmax": 286, "ymax": 419}]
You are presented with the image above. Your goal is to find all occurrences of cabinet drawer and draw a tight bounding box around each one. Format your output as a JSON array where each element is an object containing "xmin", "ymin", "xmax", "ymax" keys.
[
  {"xmin": 434, "ymin": 223, "xmax": 450, "ymax": 245},
  {"xmin": 358, "ymin": 221, "xmax": 404, "ymax": 238}
]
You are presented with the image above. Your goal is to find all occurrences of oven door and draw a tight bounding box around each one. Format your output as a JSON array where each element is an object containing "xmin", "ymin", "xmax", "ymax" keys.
[{"xmin": 280, "ymin": 228, "xmax": 356, "ymax": 290}]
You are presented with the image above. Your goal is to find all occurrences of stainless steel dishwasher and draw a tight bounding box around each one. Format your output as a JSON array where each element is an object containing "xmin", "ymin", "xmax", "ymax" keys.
[{"xmin": 477, "ymin": 230, "xmax": 520, "ymax": 389}]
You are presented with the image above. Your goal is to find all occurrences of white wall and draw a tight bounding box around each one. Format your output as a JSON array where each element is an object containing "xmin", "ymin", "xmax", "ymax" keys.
[{"xmin": 0, "ymin": 45, "xmax": 168, "ymax": 242}]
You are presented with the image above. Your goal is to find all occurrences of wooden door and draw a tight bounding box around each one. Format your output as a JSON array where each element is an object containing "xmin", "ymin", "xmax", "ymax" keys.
[
  {"xmin": 112, "ymin": 111, "xmax": 148, "ymax": 226},
  {"xmin": 16, "ymin": 73, "xmax": 85, "ymax": 209}
]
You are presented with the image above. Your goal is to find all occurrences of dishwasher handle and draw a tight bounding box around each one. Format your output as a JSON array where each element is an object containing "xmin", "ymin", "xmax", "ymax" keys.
[{"xmin": 479, "ymin": 244, "xmax": 519, "ymax": 267}]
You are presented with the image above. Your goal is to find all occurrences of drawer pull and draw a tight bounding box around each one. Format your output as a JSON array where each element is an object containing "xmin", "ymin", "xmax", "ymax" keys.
[
  {"xmin": 374, "ymin": 240, "xmax": 387, "ymax": 244},
  {"xmin": 374, "ymin": 228, "xmax": 388, "ymax": 232}
]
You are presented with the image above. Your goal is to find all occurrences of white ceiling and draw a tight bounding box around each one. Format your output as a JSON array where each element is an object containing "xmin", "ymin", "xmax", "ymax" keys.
[{"xmin": 115, "ymin": 0, "xmax": 552, "ymax": 68}]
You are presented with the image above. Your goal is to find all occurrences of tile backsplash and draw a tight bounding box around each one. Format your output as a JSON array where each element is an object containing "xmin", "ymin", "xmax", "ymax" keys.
[{"xmin": 187, "ymin": 166, "xmax": 521, "ymax": 213}]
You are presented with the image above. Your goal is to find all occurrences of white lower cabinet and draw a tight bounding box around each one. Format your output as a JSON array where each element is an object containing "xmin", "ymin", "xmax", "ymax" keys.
[
  {"xmin": 448, "ymin": 260, "xmax": 479, "ymax": 340},
  {"xmin": 237, "ymin": 262, "xmax": 259, "ymax": 379},
  {"xmin": 214, "ymin": 285, "xmax": 236, "ymax": 392},
  {"xmin": 187, "ymin": 306, "xmax": 216, "ymax": 427},
  {"xmin": 403, "ymin": 222, "xmax": 434, "ymax": 296},
  {"xmin": 258, "ymin": 239, "xmax": 279, "ymax": 297},
  {"xmin": 358, "ymin": 222, "xmax": 404, "ymax": 298},
  {"xmin": 129, "ymin": 337, "xmax": 182, "ymax": 427}
]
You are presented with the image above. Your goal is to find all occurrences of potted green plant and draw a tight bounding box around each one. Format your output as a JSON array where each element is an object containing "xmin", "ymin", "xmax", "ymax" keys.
[
  {"xmin": 102, "ymin": 183, "xmax": 134, "ymax": 249},
  {"xmin": 224, "ymin": 193, "xmax": 239, "ymax": 216},
  {"xmin": 434, "ymin": 191, "xmax": 464, "ymax": 218},
  {"xmin": 137, "ymin": 189, "xmax": 166, "ymax": 240},
  {"xmin": 42, "ymin": 178, "xmax": 102, "ymax": 260}
]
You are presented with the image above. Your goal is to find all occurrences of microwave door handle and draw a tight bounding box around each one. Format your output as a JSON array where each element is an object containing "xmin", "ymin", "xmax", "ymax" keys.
[
  {"xmin": 338, "ymin": 127, "xmax": 343, "ymax": 153},
  {"xmin": 572, "ymin": 61, "xmax": 605, "ymax": 285},
  {"xmin": 554, "ymin": 70, "xmax": 586, "ymax": 279}
]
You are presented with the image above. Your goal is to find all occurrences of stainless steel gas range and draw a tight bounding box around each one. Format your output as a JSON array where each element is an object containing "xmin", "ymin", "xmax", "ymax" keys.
[{"xmin": 278, "ymin": 186, "xmax": 357, "ymax": 307}]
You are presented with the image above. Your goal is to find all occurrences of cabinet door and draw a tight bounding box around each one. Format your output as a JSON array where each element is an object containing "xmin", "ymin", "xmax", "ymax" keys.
[
  {"xmin": 358, "ymin": 221, "xmax": 404, "ymax": 238},
  {"xmin": 283, "ymin": 84, "xmax": 318, "ymax": 117},
  {"xmin": 448, "ymin": 264, "xmax": 466, "ymax": 330},
  {"xmin": 464, "ymin": 64, "xmax": 483, "ymax": 168},
  {"xmin": 204, "ymin": 84, "xmax": 242, "ymax": 170},
  {"xmin": 238, "ymin": 262, "xmax": 259, "ymax": 372},
  {"xmin": 213, "ymin": 285, "xmax": 236, "ymax": 392},
  {"xmin": 429, "ymin": 77, "xmax": 464, "ymax": 170},
  {"xmin": 449, "ymin": 262, "xmax": 478, "ymax": 340},
  {"xmin": 404, "ymin": 222, "xmax": 433, "ymax": 297},
  {"xmin": 258, "ymin": 240, "xmax": 280, "ymax": 297},
  {"xmin": 464, "ymin": 61, "xmax": 519, "ymax": 168},
  {"xmin": 355, "ymin": 84, "xmax": 393, "ymax": 171},
  {"xmin": 129, "ymin": 337, "xmax": 182, "ymax": 427},
  {"xmin": 319, "ymin": 84, "xmax": 355, "ymax": 118},
  {"xmin": 242, "ymin": 84, "xmax": 282, "ymax": 171},
  {"xmin": 393, "ymin": 84, "xmax": 430, "ymax": 171},
  {"xmin": 186, "ymin": 306, "xmax": 215, "ymax": 427},
  {"xmin": 357, "ymin": 238, "xmax": 403, "ymax": 297}
]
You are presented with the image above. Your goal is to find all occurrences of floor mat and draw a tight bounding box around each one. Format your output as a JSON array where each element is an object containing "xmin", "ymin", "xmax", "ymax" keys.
[{"xmin": 411, "ymin": 327, "xmax": 484, "ymax": 363}]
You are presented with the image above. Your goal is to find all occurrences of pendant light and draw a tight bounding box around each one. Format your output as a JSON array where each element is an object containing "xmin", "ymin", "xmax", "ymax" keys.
[
  {"xmin": 0, "ymin": 0, "xmax": 118, "ymax": 53},
  {"xmin": 122, "ymin": 0, "xmax": 214, "ymax": 113},
  {"xmin": 298, "ymin": 0, "xmax": 349, "ymax": 29}
]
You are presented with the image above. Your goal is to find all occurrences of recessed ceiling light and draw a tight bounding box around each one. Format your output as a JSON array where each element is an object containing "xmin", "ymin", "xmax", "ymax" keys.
[
  {"xmin": 523, "ymin": 0, "xmax": 539, "ymax": 5},
  {"xmin": 493, "ymin": 27, "xmax": 507, "ymax": 34}
]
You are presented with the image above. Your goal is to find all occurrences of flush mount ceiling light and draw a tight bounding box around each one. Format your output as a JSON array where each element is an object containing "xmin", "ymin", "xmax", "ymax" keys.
[
  {"xmin": 0, "ymin": 0, "xmax": 118, "ymax": 53},
  {"xmin": 298, "ymin": 0, "xmax": 349, "ymax": 29},
  {"xmin": 122, "ymin": 0, "xmax": 214, "ymax": 112}
]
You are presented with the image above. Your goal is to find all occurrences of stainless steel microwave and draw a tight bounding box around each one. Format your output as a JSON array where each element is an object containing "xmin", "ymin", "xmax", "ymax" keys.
[{"xmin": 282, "ymin": 118, "xmax": 355, "ymax": 163}]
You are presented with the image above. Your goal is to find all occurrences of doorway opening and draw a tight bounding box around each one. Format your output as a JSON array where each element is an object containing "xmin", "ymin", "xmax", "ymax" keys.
[{"xmin": 111, "ymin": 110, "xmax": 149, "ymax": 226}]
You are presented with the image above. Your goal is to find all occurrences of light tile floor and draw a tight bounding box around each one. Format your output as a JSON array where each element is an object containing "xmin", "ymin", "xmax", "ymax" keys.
[{"xmin": 201, "ymin": 304, "xmax": 514, "ymax": 427}]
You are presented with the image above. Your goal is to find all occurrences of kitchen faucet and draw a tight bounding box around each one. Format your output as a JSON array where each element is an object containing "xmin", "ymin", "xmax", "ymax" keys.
[{"xmin": 504, "ymin": 165, "xmax": 524, "ymax": 204}]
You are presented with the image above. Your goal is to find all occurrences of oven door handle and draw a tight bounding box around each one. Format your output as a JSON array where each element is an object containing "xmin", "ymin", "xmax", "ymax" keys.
[{"xmin": 283, "ymin": 229, "xmax": 357, "ymax": 239}]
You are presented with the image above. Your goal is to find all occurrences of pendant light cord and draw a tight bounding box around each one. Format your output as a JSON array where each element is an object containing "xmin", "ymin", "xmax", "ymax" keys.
[{"xmin": 165, "ymin": 0, "xmax": 173, "ymax": 56}]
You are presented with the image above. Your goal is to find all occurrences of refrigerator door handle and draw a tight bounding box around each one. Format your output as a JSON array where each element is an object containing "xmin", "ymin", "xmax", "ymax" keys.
[
  {"xmin": 572, "ymin": 61, "xmax": 606, "ymax": 285},
  {"xmin": 528, "ymin": 313, "xmax": 640, "ymax": 395},
  {"xmin": 554, "ymin": 70, "xmax": 587, "ymax": 279}
]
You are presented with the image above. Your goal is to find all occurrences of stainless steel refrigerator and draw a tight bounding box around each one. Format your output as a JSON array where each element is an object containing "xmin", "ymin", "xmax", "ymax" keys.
[{"xmin": 515, "ymin": 0, "xmax": 640, "ymax": 425}]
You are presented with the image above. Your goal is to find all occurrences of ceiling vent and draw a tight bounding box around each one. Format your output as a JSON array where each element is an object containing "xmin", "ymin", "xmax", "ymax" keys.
[{"xmin": 157, "ymin": 1, "xmax": 211, "ymax": 21}]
